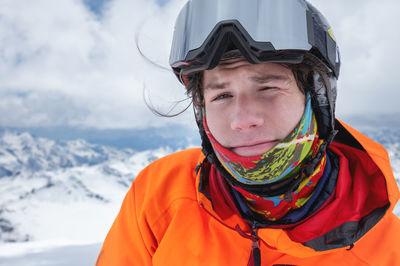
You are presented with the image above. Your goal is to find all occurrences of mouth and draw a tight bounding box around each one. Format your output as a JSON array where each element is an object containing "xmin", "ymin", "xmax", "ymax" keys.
[{"xmin": 231, "ymin": 140, "xmax": 279, "ymax": 157}]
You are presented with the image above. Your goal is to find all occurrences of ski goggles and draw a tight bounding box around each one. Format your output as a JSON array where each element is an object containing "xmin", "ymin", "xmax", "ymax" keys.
[{"xmin": 169, "ymin": 0, "xmax": 340, "ymax": 81}]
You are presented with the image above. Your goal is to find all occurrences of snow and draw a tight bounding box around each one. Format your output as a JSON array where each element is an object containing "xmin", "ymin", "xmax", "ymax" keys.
[
  {"xmin": 0, "ymin": 129, "xmax": 399, "ymax": 265},
  {"xmin": 0, "ymin": 242, "xmax": 101, "ymax": 266},
  {"xmin": 0, "ymin": 130, "xmax": 174, "ymax": 265}
]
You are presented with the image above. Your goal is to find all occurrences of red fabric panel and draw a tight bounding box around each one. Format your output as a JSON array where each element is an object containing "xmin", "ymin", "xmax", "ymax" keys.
[
  {"xmin": 286, "ymin": 142, "xmax": 389, "ymax": 242},
  {"xmin": 209, "ymin": 165, "xmax": 242, "ymax": 219}
]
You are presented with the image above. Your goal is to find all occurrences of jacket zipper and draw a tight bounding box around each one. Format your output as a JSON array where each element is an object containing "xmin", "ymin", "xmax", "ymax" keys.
[
  {"xmin": 199, "ymin": 203, "xmax": 265, "ymax": 265},
  {"xmin": 249, "ymin": 222, "xmax": 261, "ymax": 266},
  {"xmin": 197, "ymin": 161, "xmax": 266, "ymax": 265}
]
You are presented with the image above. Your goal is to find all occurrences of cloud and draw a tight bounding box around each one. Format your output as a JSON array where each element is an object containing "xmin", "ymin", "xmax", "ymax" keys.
[
  {"xmin": 310, "ymin": 0, "xmax": 400, "ymax": 117},
  {"xmin": 0, "ymin": 0, "xmax": 191, "ymax": 129},
  {"xmin": 0, "ymin": 0, "xmax": 399, "ymax": 130},
  {"xmin": 0, "ymin": 90, "xmax": 90, "ymax": 127}
]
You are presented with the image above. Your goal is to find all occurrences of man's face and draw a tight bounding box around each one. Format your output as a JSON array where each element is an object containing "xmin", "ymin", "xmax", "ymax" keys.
[{"xmin": 203, "ymin": 59, "xmax": 306, "ymax": 157}]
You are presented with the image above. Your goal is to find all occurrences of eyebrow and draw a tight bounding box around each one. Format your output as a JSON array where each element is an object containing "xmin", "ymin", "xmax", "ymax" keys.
[
  {"xmin": 249, "ymin": 73, "xmax": 290, "ymax": 83},
  {"xmin": 204, "ymin": 81, "xmax": 230, "ymax": 90},
  {"xmin": 204, "ymin": 73, "xmax": 290, "ymax": 90}
]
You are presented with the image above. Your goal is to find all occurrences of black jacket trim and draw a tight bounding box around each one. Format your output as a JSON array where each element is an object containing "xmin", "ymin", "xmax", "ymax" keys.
[{"xmin": 303, "ymin": 204, "xmax": 390, "ymax": 251}]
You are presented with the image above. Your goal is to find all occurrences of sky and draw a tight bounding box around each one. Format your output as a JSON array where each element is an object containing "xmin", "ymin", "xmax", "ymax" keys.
[{"xmin": 0, "ymin": 0, "xmax": 399, "ymax": 131}]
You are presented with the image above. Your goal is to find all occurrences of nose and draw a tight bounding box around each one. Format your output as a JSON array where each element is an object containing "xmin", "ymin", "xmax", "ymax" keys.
[{"xmin": 230, "ymin": 96, "xmax": 264, "ymax": 131}]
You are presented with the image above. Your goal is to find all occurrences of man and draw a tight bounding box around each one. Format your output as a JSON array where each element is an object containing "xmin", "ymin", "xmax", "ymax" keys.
[{"xmin": 96, "ymin": 0, "xmax": 400, "ymax": 265}]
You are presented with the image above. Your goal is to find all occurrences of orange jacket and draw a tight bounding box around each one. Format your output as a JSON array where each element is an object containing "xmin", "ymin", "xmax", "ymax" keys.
[{"xmin": 96, "ymin": 121, "xmax": 400, "ymax": 265}]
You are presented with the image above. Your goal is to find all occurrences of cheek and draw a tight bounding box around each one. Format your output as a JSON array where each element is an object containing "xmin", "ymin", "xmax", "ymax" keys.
[
  {"xmin": 204, "ymin": 105, "xmax": 228, "ymax": 143},
  {"xmin": 258, "ymin": 88, "xmax": 304, "ymax": 136},
  {"xmin": 274, "ymin": 94, "xmax": 305, "ymax": 132}
]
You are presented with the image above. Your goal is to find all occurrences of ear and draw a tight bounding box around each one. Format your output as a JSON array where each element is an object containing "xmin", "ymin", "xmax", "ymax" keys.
[{"xmin": 181, "ymin": 74, "xmax": 190, "ymax": 86}]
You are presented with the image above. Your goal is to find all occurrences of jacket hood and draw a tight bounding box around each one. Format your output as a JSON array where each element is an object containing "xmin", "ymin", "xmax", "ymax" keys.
[{"xmin": 337, "ymin": 120, "xmax": 399, "ymax": 213}]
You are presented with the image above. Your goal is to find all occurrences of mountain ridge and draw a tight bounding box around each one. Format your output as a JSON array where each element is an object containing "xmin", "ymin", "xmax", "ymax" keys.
[{"xmin": 0, "ymin": 130, "xmax": 175, "ymax": 243}]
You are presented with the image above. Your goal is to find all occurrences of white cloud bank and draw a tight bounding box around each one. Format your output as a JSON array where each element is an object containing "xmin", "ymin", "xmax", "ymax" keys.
[
  {"xmin": 315, "ymin": 0, "xmax": 400, "ymax": 118},
  {"xmin": 0, "ymin": 0, "xmax": 190, "ymax": 129},
  {"xmin": 0, "ymin": 0, "xmax": 399, "ymax": 129}
]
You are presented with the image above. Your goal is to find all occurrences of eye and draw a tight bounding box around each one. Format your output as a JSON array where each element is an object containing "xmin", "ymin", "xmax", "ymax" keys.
[
  {"xmin": 212, "ymin": 93, "xmax": 231, "ymax": 101},
  {"xmin": 260, "ymin": 86, "xmax": 278, "ymax": 91}
]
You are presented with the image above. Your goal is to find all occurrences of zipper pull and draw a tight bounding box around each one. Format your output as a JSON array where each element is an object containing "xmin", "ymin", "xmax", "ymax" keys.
[{"xmin": 248, "ymin": 223, "xmax": 261, "ymax": 266}]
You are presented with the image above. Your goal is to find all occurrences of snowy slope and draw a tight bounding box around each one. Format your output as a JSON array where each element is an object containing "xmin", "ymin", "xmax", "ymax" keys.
[
  {"xmin": 0, "ymin": 131, "xmax": 173, "ymax": 245},
  {"xmin": 0, "ymin": 243, "xmax": 101, "ymax": 266}
]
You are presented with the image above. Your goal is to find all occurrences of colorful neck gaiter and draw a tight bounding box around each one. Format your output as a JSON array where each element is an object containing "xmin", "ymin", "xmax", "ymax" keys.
[
  {"xmin": 232, "ymin": 154, "xmax": 326, "ymax": 221},
  {"xmin": 203, "ymin": 92, "xmax": 327, "ymax": 221},
  {"xmin": 203, "ymin": 93, "xmax": 320, "ymax": 185}
]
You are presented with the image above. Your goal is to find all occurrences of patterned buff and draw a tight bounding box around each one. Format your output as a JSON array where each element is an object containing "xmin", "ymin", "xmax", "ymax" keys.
[
  {"xmin": 203, "ymin": 93, "xmax": 327, "ymax": 221},
  {"xmin": 232, "ymin": 155, "xmax": 326, "ymax": 221}
]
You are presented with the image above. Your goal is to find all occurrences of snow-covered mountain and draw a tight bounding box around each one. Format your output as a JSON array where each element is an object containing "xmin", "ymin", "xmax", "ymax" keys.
[
  {"xmin": 0, "ymin": 131, "xmax": 174, "ymax": 245},
  {"xmin": 0, "ymin": 128, "xmax": 399, "ymax": 250}
]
